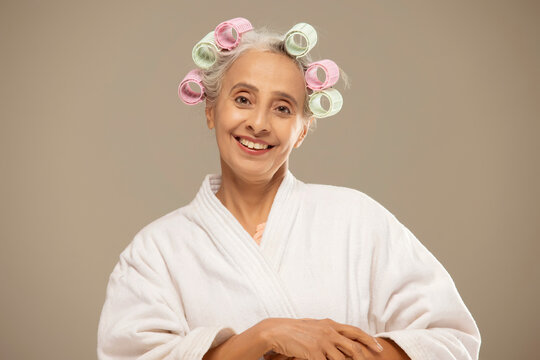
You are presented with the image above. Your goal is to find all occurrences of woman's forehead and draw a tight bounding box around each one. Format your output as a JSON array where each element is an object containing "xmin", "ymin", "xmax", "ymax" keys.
[{"xmin": 223, "ymin": 50, "xmax": 306, "ymax": 97}]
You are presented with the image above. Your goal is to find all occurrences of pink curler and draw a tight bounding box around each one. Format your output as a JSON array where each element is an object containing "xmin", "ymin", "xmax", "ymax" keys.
[
  {"xmin": 305, "ymin": 59, "xmax": 340, "ymax": 91},
  {"xmin": 214, "ymin": 17, "xmax": 253, "ymax": 50},
  {"xmin": 178, "ymin": 69, "xmax": 205, "ymax": 105}
]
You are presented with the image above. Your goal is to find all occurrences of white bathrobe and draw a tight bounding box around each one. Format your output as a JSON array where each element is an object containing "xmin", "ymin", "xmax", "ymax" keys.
[{"xmin": 97, "ymin": 169, "xmax": 481, "ymax": 360}]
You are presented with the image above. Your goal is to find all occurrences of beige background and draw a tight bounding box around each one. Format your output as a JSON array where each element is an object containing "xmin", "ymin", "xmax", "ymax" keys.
[{"xmin": 1, "ymin": 0, "xmax": 538, "ymax": 359}]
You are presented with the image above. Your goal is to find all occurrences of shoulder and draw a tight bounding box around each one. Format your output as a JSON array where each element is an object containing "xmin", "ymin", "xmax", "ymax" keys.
[
  {"xmin": 135, "ymin": 205, "xmax": 194, "ymax": 241},
  {"xmin": 114, "ymin": 205, "xmax": 196, "ymax": 271},
  {"xmin": 299, "ymin": 181, "xmax": 409, "ymax": 241},
  {"xmin": 302, "ymin": 182, "xmax": 423, "ymax": 253},
  {"xmin": 303, "ymin": 182, "xmax": 398, "ymax": 220}
]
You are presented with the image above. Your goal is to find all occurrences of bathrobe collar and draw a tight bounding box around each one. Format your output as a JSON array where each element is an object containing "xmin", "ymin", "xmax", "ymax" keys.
[{"xmin": 191, "ymin": 168, "xmax": 304, "ymax": 318}]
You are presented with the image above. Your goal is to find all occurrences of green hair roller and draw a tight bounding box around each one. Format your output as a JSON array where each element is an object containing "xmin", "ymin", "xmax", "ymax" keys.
[
  {"xmin": 284, "ymin": 23, "xmax": 318, "ymax": 57},
  {"xmin": 308, "ymin": 88, "xmax": 343, "ymax": 118},
  {"xmin": 192, "ymin": 31, "xmax": 219, "ymax": 69}
]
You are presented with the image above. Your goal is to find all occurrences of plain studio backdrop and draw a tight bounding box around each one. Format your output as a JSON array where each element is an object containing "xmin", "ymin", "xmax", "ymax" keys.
[{"xmin": 1, "ymin": 1, "xmax": 538, "ymax": 359}]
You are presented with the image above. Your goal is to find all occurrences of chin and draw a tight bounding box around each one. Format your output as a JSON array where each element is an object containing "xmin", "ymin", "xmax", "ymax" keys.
[{"xmin": 233, "ymin": 162, "xmax": 272, "ymax": 177}]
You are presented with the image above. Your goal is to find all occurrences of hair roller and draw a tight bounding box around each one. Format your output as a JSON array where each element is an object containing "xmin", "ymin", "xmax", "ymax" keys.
[
  {"xmin": 214, "ymin": 17, "xmax": 253, "ymax": 50},
  {"xmin": 308, "ymin": 88, "xmax": 343, "ymax": 118},
  {"xmin": 284, "ymin": 23, "xmax": 318, "ymax": 57},
  {"xmin": 178, "ymin": 69, "xmax": 205, "ymax": 105},
  {"xmin": 305, "ymin": 59, "xmax": 340, "ymax": 91},
  {"xmin": 192, "ymin": 31, "xmax": 220, "ymax": 69}
]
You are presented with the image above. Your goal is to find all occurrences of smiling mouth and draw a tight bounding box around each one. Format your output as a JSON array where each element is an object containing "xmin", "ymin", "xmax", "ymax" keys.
[{"xmin": 234, "ymin": 136, "xmax": 275, "ymax": 150}]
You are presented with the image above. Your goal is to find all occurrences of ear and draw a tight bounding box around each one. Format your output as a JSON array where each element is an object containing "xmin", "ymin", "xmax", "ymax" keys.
[
  {"xmin": 205, "ymin": 99, "xmax": 215, "ymax": 130},
  {"xmin": 294, "ymin": 116, "xmax": 314, "ymax": 148}
]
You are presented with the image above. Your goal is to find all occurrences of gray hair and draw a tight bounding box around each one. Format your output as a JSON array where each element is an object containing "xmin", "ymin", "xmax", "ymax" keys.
[{"xmin": 199, "ymin": 26, "xmax": 348, "ymax": 132}]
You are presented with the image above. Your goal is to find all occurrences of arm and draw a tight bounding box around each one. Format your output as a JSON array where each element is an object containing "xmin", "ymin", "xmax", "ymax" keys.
[
  {"xmin": 368, "ymin": 214, "xmax": 481, "ymax": 360},
  {"xmin": 97, "ymin": 232, "xmax": 237, "ymax": 360},
  {"xmin": 375, "ymin": 337, "xmax": 411, "ymax": 360},
  {"xmin": 203, "ymin": 319, "xmax": 272, "ymax": 360}
]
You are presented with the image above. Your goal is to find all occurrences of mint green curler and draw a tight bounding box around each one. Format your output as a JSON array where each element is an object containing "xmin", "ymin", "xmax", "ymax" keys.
[
  {"xmin": 284, "ymin": 23, "xmax": 317, "ymax": 57},
  {"xmin": 308, "ymin": 88, "xmax": 343, "ymax": 118},
  {"xmin": 192, "ymin": 31, "xmax": 219, "ymax": 69}
]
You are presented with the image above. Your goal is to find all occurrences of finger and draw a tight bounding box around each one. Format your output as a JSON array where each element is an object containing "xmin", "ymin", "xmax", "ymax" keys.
[
  {"xmin": 329, "ymin": 344, "xmax": 366, "ymax": 360},
  {"xmin": 335, "ymin": 343, "xmax": 368, "ymax": 360},
  {"xmin": 339, "ymin": 341, "xmax": 373, "ymax": 360},
  {"xmin": 263, "ymin": 350, "xmax": 280, "ymax": 360},
  {"xmin": 272, "ymin": 354, "xmax": 289, "ymax": 360},
  {"xmin": 334, "ymin": 324, "xmax": 383, "ymax": 354},
  {"xmin": 264, "ymin": 352, "xmax": 290, "ymax": 360},
  {"xmin": 265, "ymin": 353, "xmax": 289, "ymax": 360}
]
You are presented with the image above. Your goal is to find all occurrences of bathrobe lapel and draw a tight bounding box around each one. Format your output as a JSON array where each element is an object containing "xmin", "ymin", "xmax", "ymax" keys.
[{"xmin": 191, "ymin": 169, "xmax": 304, "ymax": 319}]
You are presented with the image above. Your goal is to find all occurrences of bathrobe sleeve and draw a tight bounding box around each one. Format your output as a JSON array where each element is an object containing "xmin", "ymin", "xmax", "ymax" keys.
[
  {"xmin": 97, "ymin": 231, "xmax": 236, "ymax": 360},
  {"xmin": 368, "ymin": 210, "xmax": 481, "ymax": 360}
]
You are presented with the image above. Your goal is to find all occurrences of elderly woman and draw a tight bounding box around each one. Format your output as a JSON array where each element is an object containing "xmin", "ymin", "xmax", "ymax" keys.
[{"xmin": 97, "ymin": 19, "xmax": 481, "ymax": 360}]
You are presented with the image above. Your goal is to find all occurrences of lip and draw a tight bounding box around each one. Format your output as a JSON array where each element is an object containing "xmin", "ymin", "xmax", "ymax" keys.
[
  {"xmin": 233, "ymin": 135, "xmax": 274, "ymax": 155},
  {"xmin": 233, "ymin": 134, "xmax": 274, "ymax": 146}
]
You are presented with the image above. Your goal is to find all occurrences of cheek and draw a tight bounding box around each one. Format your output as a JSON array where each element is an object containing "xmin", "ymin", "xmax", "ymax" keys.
[
  {"xmin": 274, "ymin": 126, "xmax": 302, "ymax": 151},
  {"xmin": 278, "ymin": 118, "xmax": 302, "ymax": 137},
  {"xmin": 216, "ymin": 103, "xmax": 245, "ymax": 129}
]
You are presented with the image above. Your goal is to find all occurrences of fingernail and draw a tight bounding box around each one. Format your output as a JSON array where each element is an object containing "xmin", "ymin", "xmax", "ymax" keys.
[{"xmin": 375, "ymin": 339, "xmax": 383, "ymax": 352}]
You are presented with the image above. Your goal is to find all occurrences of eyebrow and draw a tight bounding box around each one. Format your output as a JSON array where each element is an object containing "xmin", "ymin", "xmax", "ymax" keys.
[{"xmin": 229, "ymin": 82, "xmax": 298, "ymax": 108}]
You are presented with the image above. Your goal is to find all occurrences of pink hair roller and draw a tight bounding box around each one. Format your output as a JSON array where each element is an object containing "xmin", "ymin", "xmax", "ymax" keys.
[
  {"xmin": 305, "ymin": 59, "xmax": 340, "ymax": 91},
  {"xmin": 214, "ymin": 17, "xmax": 253, "ymax": 50},
  {"xmin": 178, "ymin": 69, "xmax": 205, "ymax": 105}
]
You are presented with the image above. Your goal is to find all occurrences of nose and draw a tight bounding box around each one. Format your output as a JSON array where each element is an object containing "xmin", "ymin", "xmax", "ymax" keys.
[{"xmin": 245, "ymin": 106, "xmax": 270, "ymax": 134}]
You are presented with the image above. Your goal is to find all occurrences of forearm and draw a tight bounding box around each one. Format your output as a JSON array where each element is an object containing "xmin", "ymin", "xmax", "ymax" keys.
[
  {"xmin": 203, "ymin": 320, "xmax": 272, "ymax": 360},
  {"xmin": 374, "ymin": 337, "xmax": 411, "ymax": 360}
]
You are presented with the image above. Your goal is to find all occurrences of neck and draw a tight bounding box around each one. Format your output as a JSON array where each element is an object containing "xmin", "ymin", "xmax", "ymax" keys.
[{"xmin": 215, "ymin": 161, "xmax": 287, "ymax": 226}]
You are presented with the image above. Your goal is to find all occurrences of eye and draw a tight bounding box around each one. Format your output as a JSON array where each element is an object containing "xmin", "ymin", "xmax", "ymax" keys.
[
  {"xmin": 235, "ymin": 96, "xmax": 251, "ymax": 105},
  {"xmin": 276, "ymin": 105, "xmax": 291, "ymax": 114}
]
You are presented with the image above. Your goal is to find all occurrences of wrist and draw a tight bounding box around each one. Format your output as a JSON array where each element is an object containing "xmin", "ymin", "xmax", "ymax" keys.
[
  {"xmin": 255, "ymin": 318, "xmax": 277, "ymax": 353},
  {"xmin": 205, "ymin": 321, "xmax": 274, "ymax": 360}
]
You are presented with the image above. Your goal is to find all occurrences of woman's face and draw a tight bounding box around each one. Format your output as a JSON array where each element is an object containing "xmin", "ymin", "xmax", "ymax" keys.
[{"xmin": 206, "ymin": 49, "xmax": 313, "ymax": 181}]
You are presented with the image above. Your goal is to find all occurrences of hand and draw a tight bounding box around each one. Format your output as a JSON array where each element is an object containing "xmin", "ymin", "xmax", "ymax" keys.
[
  {"xmin": 263, "ymin": 350, "xmax": 359, "ymax": 360},
  {"xmin": 263, "ymin": 350, "xmax": 297, "ymax": 360},
  {"xmin": 261, "ymin": 317, "xmax": 383, "ymax": 360}
]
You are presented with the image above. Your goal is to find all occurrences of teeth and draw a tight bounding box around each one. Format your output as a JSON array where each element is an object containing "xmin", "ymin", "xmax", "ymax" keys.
[{"xmin": 239, "ymin": 137, "xmax": 269, "ymax": 150}]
